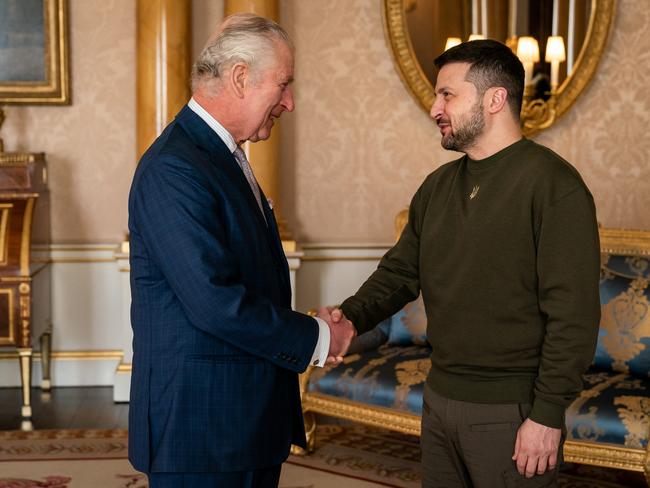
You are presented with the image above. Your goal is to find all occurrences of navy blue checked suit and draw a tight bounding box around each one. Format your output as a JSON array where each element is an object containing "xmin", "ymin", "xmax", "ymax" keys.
[{"xmin": 127, "ymin": 105, "xmax": 319, "ymax": 475}]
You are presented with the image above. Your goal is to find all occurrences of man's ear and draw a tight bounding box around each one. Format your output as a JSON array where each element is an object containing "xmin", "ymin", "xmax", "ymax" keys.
[
  {"xmin": 230, "ymin": 62, "xmax": 249, "ymax": 98},
  {"xmin": 486, "ymin": 87, "xmax": 508, "ymax": 114}
]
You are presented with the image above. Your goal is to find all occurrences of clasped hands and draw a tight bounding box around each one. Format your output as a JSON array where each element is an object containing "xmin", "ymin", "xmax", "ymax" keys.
[{"xmin": 316, "ymin": 306, "xmax": 356, "ymax": 365}]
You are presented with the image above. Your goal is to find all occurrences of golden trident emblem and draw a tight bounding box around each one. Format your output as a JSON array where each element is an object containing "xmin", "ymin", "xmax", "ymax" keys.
[{"xmin": 469, "ymin": 185, "xmax": 480, "ymax": 200}]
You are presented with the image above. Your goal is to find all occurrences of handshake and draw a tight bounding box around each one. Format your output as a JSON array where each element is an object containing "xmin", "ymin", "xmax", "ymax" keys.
[{"xmin": 317, "ymin": 307, "xmax": 356, "ymax": 366}]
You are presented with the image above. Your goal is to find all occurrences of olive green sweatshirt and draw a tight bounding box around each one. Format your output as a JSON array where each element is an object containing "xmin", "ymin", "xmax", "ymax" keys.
[{"xmin": 341, "ymin": 138, "xmax": 601, "ymax": 429}]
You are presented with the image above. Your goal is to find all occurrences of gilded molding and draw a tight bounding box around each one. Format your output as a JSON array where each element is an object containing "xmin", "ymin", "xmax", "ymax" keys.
[
  {"xmin": 20, "ymin": 198, "xmax": 35, "ymax": 276},
  {"xmin": 555, "ymin": 0, "xmax": 616, "ymax": 123},
  {"xmin": 0, "ymin": 276, "xmax": 34, "ymax": 283},
  {"xmin": 39, "ymin": 258, "xmax": 118, "ymax": 264},
  {"xmin": 19, "ymin": 283, "xmax": 31, "ymax": 346},
  {"xmin": 381, "ymin": 0, "xmax": 434, "ymax": 113},
  {"xmin": 116, "ymin": 363, "xmax": 132, "ymax": 373},
  {"xmin": 302, "ymin": 243, "xmax": 392, "ymax": 250},
  {"xmin": 0, "ymin": 0, "xmax": 70, "ymax": 104},
  {"xmin": 0, "ymin": 289, "xmax": 15, "ymax": 345},
  {"xmin": 0, "ymin": 350, "xmax": 124, "ymax": 361},
  {"xmin": 301, "ymin": 256, "xmax": 384, "ymax": 262},
  {"xmin": 0, "ymin": 153, "xmax": 44, "ymax": 165},
  {"xmin": 381, "ymin": 0, "xmax": 616, "ymax": 135},
  {"xmin": 563, "ymin": 440, "xmax": 646, "ymax": 472},
  {"xmin": 0, "ymin": 193, "xmax": 39, "ymax": 199},
  {"xmin": 38, "ymin": 244, "xmax": 119, "ymax": 251},
  {"xmin": 303, "ymin": 392, "xmax": 421, "ymax": 436},
  {"xmin": 599, "ymin": 228, "xmax": 650, "ymax": 256},
  {"xmin": 0, "ymin": 205, "xmax": 12, "ymax": 265}
]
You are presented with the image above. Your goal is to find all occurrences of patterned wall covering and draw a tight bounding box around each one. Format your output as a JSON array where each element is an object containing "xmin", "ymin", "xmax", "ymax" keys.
[
  {"xmin": 279, "ymin": 0, "xmax": 650, "ymax": 244},
  {"xmin": 2, "ymin": 0, "xmax": 136, "ymax": 243},
  {"xmin": 0, "ymin": 1, "xmax": 647, "ymax": 244}
]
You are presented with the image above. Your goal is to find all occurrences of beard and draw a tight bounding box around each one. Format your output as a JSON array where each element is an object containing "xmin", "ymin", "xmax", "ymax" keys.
[{"xmin": 440, "ymin": 101, "xmax": 485, "ymax": 153}]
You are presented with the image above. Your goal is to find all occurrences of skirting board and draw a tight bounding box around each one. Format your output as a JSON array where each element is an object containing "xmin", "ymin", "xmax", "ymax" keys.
[{"xmin": 0, "ymin": 351, "xmax": 122, "ymax": 387}]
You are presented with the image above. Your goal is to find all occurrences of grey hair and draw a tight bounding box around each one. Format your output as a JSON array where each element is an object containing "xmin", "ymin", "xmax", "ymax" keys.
[{"xmin": 191, "ymin": 13, "xmax": 293, "ymax": 93}]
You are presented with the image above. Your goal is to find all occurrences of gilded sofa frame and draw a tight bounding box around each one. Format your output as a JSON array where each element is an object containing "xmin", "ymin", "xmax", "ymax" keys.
[{"xmin": 298, "ymin": 227, "xmax": 650, "ymax": 484}]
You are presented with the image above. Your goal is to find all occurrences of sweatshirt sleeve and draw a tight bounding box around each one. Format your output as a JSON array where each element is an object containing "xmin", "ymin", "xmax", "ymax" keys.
[
  {"xmin": 340, "ymin": 186, "xmax": 424, "ymax": 333},
  {"xmin": 530, "ymin": 186, "xmax": 601, "ymax": 428}
]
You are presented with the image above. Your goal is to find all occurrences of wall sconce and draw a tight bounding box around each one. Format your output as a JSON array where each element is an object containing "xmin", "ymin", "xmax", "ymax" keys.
[
  {"xmin": 545, "ymin": 36, "xmax": 566, "ymax": 92},
  {"xmin": 445, "ymin": 37, "xmax": 462, "ymax": 51},
  {"xmin": 468, "ymin": 34, "xmax": 487, "ymax": 41},
  {"xmin": 516, "ymin": 35, "xmax": 563, "ymax": 135},
  {"xmin": 516, "ymin": 36, "xmax": 540, "ymax": 91}
]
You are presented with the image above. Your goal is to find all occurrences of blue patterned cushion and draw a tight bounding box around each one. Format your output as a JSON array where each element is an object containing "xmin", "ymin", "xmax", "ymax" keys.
[
  {"xmin": 595, "ymin": 255, "xmax": 650, "ymax": 376},
  {"xmin": 566, "ymin": 367, "xmax": 649, "ymax": 449},
  {"xmin": 307, "ymin": 344, "xmax": 431, "ymax": 414},
  {"xmin": 385, "ymin": 294, "xmax": 428, "ymax": 346}
]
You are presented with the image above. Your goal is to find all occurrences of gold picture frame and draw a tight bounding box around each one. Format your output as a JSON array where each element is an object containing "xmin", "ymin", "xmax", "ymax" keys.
[{"xmin": 0, "ymin": 0, "xmax": 70, "ymax": 105}]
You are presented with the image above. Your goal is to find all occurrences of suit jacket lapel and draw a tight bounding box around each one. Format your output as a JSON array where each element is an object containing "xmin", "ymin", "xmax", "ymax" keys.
[
  {"xmin": 176, "ymin": 106, "xmax": 269, "ymax": 230},
  {"xmin": 176, "ymin": 105, "xmax": 291, "ymax": 299},
  {"xmin": 260, "ymin": 188, "xmax": 291, "ymax": 292}
]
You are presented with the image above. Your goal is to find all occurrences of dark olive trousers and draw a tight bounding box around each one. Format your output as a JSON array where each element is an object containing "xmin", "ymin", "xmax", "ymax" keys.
[{"xmin": 420, "ymin": 385, "xmax": 561, "ymax": 488}]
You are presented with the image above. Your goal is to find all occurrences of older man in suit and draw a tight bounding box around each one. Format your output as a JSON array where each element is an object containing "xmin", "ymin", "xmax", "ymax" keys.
[{"xmin": 127, "ymin": 14, "xmax": 355, "ymax": 488}]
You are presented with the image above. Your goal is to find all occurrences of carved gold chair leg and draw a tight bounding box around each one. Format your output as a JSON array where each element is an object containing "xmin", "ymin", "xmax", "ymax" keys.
[
  {"xmin": 39, "ymin": 328, "xmax": 52, "ymax": 391},
  {"xmin": 304, "ymin": 411, "xmax": 316, "ymax": 453},
  {"xmin": 290, "ymin": 412, "xmax": 316, "ymax": 456},
  {"xmin": 289, "ymin": 444, "xmax": 306, "ymax": 456}
]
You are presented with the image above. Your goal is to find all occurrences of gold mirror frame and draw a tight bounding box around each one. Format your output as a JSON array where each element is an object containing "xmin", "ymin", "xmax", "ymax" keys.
[{"xmin": 382, "ymin": 0, "xmax": 615, "ymax": 136}]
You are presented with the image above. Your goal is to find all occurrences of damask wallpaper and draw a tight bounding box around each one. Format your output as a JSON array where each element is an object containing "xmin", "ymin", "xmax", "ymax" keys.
[
  {"xmin": 1, "ymin": 0, "xmax": 136, "ymax": 243},
  {"xmin": 280, "ymin": 0, "xmax": 650, "ymax": 244},
  {"xmin": 0, "ymin": 0, "xmax": 647, "ymax": 244}
]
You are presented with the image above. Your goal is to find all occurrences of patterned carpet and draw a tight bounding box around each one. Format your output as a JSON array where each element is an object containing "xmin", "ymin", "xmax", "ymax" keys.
[{"xmin": 0, "ymin": 425, "xmax": 646, "ymax": 487}]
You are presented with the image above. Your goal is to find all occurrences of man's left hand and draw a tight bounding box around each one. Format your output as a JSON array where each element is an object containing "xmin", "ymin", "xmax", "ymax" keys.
[{"xmin": 512, "ymin": 418, "xmax": 561, "ymax": 478}]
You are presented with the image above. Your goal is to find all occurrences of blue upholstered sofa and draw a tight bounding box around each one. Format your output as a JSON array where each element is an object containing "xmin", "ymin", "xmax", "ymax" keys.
[{"xmin": 298, "ymin": 227, "xmax": 650, "ymax": 484}]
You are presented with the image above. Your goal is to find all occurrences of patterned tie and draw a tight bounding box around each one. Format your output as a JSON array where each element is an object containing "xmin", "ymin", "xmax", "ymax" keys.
[{"xmin": 233, "ymin": 146, "xmax": 266, "ymax": 223}]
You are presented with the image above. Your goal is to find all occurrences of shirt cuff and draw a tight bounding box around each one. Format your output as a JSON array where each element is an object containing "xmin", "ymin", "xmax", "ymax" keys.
[{"xmin": 310, "ymin": 317, "xmax": 330, "ymax": 367}]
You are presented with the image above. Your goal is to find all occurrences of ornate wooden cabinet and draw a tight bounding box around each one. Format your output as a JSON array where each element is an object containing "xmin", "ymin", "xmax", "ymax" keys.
[{"xmin": 0, "ymin": 152, "xmax": 50, "ymax": 424}]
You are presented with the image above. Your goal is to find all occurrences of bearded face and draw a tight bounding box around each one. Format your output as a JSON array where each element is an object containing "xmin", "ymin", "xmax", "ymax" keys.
[
  {"xmin": 439, "ymin": 98, "xmax": 485, "ymax": 153},
  {"xmin": 431, "ymin": 62, "xmax": 487, "ymax": 154}
]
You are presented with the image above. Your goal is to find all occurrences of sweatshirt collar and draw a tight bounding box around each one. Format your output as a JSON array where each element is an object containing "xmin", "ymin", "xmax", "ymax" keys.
[{"xmin": 466, "ymin": 138, "xmax": 528, "ymax": 172}]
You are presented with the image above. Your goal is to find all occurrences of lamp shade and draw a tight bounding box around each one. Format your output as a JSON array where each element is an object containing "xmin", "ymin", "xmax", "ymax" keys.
[
  {"xmin": 517, "ymin": 36, "xmax": 540, "ymax": 63},
  {"xmin": 545, "ymin": 36, "xmax": 566, "ymax": 62},
  {"xmin": 445, "ymin": 37, "xmax": 462, "ymax": 51},
  {"xmin": 468, "ymin": 34, "xmax": 486, "ymax": 41}
]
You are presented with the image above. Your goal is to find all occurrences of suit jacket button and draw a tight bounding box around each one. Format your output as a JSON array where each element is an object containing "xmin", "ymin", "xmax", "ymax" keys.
[{"xmin": 313, "ymin": 359, "xmax": 319, "ymax": 366}]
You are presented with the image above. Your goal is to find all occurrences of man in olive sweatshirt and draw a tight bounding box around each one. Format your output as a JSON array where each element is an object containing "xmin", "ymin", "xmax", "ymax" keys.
[{"xmin": 332, "ymin": 40, "xmax": 600, "ymax": 487}]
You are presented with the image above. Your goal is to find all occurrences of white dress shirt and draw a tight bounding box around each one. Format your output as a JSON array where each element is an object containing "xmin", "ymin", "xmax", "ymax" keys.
[{"xmin": 187, "ymin": 98, "xmax": 330, "ymax": 367}]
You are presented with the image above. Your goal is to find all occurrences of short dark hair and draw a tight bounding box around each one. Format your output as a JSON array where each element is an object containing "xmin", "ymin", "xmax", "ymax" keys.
[{"xmin": 434, "ymin": 40, "xmax": 524, "ymax": 119}]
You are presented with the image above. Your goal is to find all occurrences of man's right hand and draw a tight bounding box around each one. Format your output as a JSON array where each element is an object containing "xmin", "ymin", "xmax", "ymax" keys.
[{"xmin": 317, "ymin": 307, "xmax": 356, "ymax": 365}]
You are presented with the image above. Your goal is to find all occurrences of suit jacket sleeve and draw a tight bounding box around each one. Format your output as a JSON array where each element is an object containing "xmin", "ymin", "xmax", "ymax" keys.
[{"xmin": 130, "ymin": 153, "xmax": 318, "ymax": 373}]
